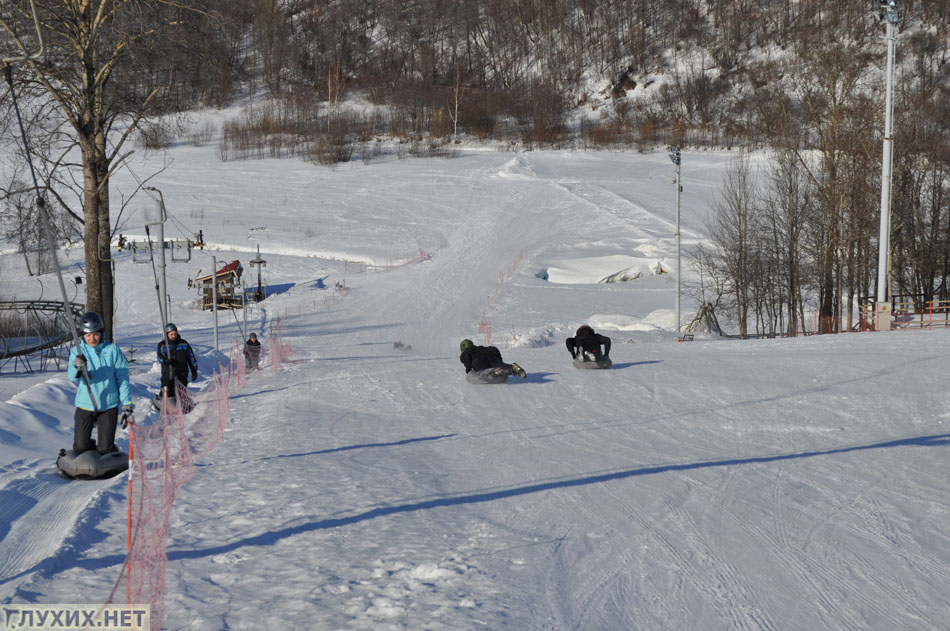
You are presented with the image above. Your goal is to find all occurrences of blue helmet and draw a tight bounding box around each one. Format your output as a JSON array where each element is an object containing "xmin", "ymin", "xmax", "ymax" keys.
[
  {"xmin": 164, "ymin": 322, "xmax": 178, "ymax": 334},
  {"xmin": 79, "ymin": 312, "xmax": 103, "ymax": 334}
]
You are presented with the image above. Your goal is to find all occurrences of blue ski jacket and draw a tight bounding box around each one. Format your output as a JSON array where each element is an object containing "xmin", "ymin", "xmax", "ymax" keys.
[{"xmin": 68, "ymin": 340, "xmax": 132, "ymax": 412}]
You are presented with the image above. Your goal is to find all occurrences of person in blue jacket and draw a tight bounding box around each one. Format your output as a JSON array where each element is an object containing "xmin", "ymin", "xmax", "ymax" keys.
[{"xmin": 67, "ymin": 312, "xmax": 133, "ymax": 454}]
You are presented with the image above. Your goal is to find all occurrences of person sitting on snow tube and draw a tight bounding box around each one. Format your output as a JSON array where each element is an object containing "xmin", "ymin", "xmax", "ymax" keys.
[
  {"xmin": 459, "ymin": 339, "xmax": 525, "ymax": 378},
  {"xmin": 566, "ymin": 325, "xmax": 611, "ymax": 363},
  {"xmin": 67, "ymin": 312, "xmax": 133, "ymax": 454}
]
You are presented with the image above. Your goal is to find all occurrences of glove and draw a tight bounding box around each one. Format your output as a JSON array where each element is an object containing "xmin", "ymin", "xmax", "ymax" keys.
[
  {"xmin": 191, "ymin": 369, "xmax": 198, "ymax": 381},
  {"xmin": 72, "ymin": 355, "xmax": 87, "ymax": 370},
  {"xmin": 570, "ymin": 351, "xmax": 577, "ymax": 359},
  {"xmin": 121, "ymin": 404, "xmax": 134, "ymax": 429}
]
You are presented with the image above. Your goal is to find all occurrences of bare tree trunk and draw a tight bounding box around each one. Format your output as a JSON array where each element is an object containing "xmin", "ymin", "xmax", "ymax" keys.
[
  {"xmin": 81, "ymin": 145, "xmax": 103, "ymax": 318},
  {"xmin": 97, "ymin": 131, "xmax": 115, "ymax": 337}
]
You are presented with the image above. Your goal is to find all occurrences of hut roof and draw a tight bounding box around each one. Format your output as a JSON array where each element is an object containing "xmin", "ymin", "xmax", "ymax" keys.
[{"xmin": 195, "ymin": 260, "xmax": 243, "ymax": 283}]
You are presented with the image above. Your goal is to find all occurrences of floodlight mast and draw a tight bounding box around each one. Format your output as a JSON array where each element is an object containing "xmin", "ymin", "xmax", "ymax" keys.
[
  {"xmin": 875, "ymin": 0, "xmax": 900, "ymax": 330},
  {"xmin": 669, "ymin": 145, "xmax": 682, "ymax": 333}
]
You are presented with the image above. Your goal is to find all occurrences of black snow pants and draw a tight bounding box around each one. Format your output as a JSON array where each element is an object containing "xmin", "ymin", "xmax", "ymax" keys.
[{"xmin": 73, "ymin": 406, "xmax": 119, "ymax": 454}]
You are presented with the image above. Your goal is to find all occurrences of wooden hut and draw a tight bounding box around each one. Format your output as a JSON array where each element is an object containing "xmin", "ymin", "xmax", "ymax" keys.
[{"xmin": 195, "ymin": 260, "xmax": 244, "ymax": 310}]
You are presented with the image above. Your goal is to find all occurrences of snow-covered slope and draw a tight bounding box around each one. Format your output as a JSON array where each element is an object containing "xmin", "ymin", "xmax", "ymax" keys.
[{"xmin": 1, "ymin": 146, "xmax": 949, "ymax": 630}]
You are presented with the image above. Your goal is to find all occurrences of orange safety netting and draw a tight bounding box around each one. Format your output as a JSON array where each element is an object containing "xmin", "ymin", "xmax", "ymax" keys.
[{"xmin": 108, "ymin": 319, "xmax": 292, "ymax": 630}]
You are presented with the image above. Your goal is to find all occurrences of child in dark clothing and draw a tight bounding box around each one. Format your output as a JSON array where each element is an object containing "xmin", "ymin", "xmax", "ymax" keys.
[{"xmin": 244, "ymin": 332, "xmax": 262, "ymax": 371}]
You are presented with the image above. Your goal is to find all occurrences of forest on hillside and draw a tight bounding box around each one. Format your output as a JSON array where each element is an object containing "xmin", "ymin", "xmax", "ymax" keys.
[{"xmin": 1, "ymin": 0, "xmax": 949, "ymax": 336}]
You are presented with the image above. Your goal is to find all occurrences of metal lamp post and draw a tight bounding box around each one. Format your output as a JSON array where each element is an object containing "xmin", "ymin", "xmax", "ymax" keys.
[
  {"xmin": 669, "ymin": 145, "xmax": 682, "ymax": 332},
  {"xmin": 143, "ymin": 188, "xmax": 169, "ymax": 326},
  {"xmin": 875, "ymin": 0, "xmax": 900, "ymax": 331}
]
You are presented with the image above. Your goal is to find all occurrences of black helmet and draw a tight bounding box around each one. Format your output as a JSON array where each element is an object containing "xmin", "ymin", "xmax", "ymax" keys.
[
  {"xmin": 460, "ymin": 339, "xmax": 474, "ymax": 352},
  {"xmin": 164, "ymin": 322, "xmax": 178, "ymax": 334},
  {"xmin": 249, "ymin": 332, "xmax": 257, "ymax": 339},
  {"xmin": 79, "ymin": 312, "xmax": 103, "ymax": 334},
  {"xmin": 576, "ymin": 325, "xmax": 594, "ymax": 337}
]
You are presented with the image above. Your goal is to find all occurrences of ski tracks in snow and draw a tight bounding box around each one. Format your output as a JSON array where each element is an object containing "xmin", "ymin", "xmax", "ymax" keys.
[
  {"xmin": 0, "ymin": 466, "xmax": 119, "ymax": 601},
  {"xmin": 549, "ymin": 178, "xmax": 699, "ymax": 245},
  {"xmin": 605, "ymin": 475, "xmax": 779, "ymax": 631}
]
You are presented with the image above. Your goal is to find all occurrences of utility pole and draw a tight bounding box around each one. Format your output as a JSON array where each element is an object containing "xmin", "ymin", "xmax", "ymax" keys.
[
  {"xmin": 211, "ymin": 255, "xmax": 219, "ymax": 351},
  {"xmin": 875, "ymin": 0, "xmax": 900, "ymax": 332},
  {"xmin": 157, "ymin": 201, "xmax": 168, "ymax": 323},
  {"xmin": 669, "ymin": 145, "xmax": 682, "ymax": 333},
  {"xmin": 144, "ymin": 188, "xmax": 170, "ymax": 326},
  {"xmin": 249, "ymin": 244, "xmax": 266, "ymax": 302}
]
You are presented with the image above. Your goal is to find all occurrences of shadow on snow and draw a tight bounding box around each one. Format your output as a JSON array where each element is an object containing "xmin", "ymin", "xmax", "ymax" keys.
[
  {"xmin": 609, "ymin": 360, "xmax": 662, "ymax": 370},
  {"xmin": 165, "ymin": 432, "xmax": 950, "ymax": 562},
  {"xmin": 258, "ymin": 434, "xmax": 456, "ymax": 461},
  {"xmin": 20, "ymin": 433, "xmax": 949, "ymax": 579}
]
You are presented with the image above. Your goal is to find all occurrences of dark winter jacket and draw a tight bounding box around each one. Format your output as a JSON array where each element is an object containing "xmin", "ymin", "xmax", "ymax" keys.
[
  {"xmin": 243, "ymin": 338, "xmax": 262, "ymax": 362},
  {"xmin": 460, "ymin": 345, "xmax": 504, "ymax": 373},
  {"xmin": 566, "ymin": 333, "xmax": 611, "ymax": 359},
  {"xmin": 157, "ymin": 335, "xmax": 198, "ymax": 386}
]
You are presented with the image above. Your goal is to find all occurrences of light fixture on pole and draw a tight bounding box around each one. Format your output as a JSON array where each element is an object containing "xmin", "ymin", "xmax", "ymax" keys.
[
  {"xmin": 875, "ymin": 0, "xmax": 899, "ymax": 331},
  {"xmin": 668, "ymin": 145, "xmax": 682, "ymax": 333}
]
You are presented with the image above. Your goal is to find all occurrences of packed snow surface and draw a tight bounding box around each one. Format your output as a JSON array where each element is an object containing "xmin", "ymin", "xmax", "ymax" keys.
[{"xmin": 1, "ymin": 140, "xmax": 949, "ymax": 630}]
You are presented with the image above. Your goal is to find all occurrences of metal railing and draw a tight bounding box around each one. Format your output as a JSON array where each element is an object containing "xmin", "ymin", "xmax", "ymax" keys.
[{"xmin": 0, "ymin": 300, "xmax": 85, "ymax": 373}]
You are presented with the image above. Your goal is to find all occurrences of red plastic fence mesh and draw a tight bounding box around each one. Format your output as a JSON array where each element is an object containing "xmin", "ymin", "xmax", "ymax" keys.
[
  {"xmin": 268, "ymin": 316, "xmax": 292, "ymax": 374},
  {"xmin": 473, "ymin": 250, "xmax": 524, "ymax": 347},
  {"xmin": 113, "ymin": 322, "xmax": 294, "ymax": 630},
  {"xmin": 233, "ymin": 339, "xmax": 247, "ymax": 389},
  {"xmin": 118, "ymin": 371, "xmax": 230, "ymax": 629}
]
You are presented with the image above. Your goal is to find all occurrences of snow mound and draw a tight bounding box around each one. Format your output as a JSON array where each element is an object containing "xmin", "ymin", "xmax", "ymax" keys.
[
  {"xmin": 589, "ymin": 310, "xmax": 674, "ymax": 332},
  {"xmin": 495, "ymin": 155, "xmax": 537, "ymax": 180},
  {"xmin": 537, "ymin": 255, "xmax": 669, "ymax": 284},
  {"xmin": 507, "ymin": 312, "xmax": 674, "ymax": 350},
  {"xmin": 408, "ymin": 562, "xmax": 456, "ymax": 581}
]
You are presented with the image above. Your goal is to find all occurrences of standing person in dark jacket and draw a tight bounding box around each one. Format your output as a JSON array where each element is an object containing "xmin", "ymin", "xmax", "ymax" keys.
[
  {"xmin": 68, "ymin": 312, "xmax": 134, "ymax": 454},
  {"xmin": 157, "ymin": 323, "xmax": 198, "ymax": 397},
  {"xmin": 243, "ymin": 332, "xmax": 262, "ymax": 371},
  {"xmin": 566, "ymin": 325, "xmax": 611, "ymax": 362},
  {"xmin": 459, "ymin": 339, "xmax": 526, "ymax": 378}
]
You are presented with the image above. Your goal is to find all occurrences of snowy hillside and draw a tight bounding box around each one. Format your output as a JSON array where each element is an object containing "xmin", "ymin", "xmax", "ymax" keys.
[{"xmin": 1, "ymin": 144, "xmax": 949, "ymax": 630}]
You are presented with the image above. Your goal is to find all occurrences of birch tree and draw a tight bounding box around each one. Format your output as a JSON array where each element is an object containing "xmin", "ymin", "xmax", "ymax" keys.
[{"xmin": 0, "ymin": 0, "xmax": 235, "ymax": 338}]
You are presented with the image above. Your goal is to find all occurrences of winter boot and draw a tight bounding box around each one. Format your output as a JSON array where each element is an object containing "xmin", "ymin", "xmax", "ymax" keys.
[{"xmin": 511, "ymin": 363, "xmax": 526, "ymax": 378}]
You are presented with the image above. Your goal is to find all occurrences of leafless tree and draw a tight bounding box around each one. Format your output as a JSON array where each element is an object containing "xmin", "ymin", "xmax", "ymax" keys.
[
  {"xmin": 0, "ymin": 0, "xmax": 244, "ymax": 338},
  {"xmin": 762, "ymin": 150, "xmax": 812, "ymax": 335},
  {"xmin": 706, "ymin": 153, "xmax": 759, "ymax": 338},
  {"xmin": 448, "ymin": 64, "xmax": 465, "ymax": 143}
]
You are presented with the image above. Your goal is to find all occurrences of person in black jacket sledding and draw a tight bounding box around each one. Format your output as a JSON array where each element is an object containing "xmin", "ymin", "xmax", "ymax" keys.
[
  {"xmin": 566, "ymin": 325, "xmax": 611, "ymax": 363},
  {"xmin": 157, "ymin": 322, "xmax": 198, "ymax": 398},
  {"xmin": 459, "ymin": 339, "xmax": 526, "ymax": 378}
]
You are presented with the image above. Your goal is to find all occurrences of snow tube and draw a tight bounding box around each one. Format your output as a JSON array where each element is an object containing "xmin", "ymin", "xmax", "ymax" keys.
[
  {"xmin": 466, "ymin": 367, "xmax": 510, "ymax": 384},
  {"xmin": 56, "ymin": 449, "xmax": 129, "ymax": 479},
  {"xmin": 573, "ymin": 356, "xmax": 612, "ymax": 369}
]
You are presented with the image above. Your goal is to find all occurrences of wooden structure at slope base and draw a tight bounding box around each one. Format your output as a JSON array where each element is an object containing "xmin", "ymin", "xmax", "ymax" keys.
[{"xmin": 195, "ymin": 260, "xmax": 244, "ymax": 310}]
